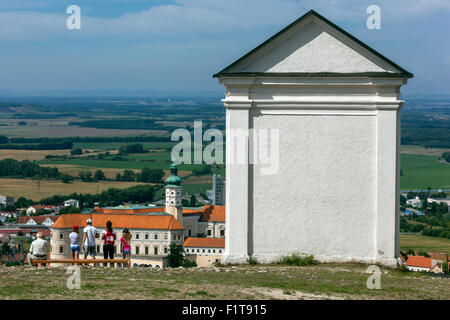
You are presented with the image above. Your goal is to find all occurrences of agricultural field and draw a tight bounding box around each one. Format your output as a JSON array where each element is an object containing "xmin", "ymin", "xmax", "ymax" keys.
[
  {"xmin": 0, "ymin": 263, "xmax": 449, "ymax": 300},
  {"xmin": 0, "ymin": 149, "xmax": 70, "ymax": 161},
  {"xmin": 0, "ymin": 121, "xmax": 166, "ymax": 138},
  {"xmin": 400, "ymin": 234, "xmax": 450, "ymax": 255},
  {"xmin": 400, "ymin": 153, "xmax": 450, "ymax": 190},
  {"xmin": 400, "ymin": 145, "xmax": 450, "ymax": 156},
  {"xmin": 0, "ymin": 178, "xmax": 149, "ymax": 201}
]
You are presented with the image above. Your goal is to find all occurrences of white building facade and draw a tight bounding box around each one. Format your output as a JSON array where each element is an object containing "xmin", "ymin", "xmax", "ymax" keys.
[{"xmin": 215, "ymin": 10, "xmax": 412, "ymax": 266}]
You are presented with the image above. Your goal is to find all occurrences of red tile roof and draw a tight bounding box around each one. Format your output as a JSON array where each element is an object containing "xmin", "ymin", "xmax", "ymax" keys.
[
  {"xmin": 406, "ymin": 256, "xmax": 432, "ymax": 268},
  {"xmin": 183, "ymin": 237, "xmax": 225, "ymax": 248},
  {"xmin": 52, "ymin": 213, "xmax": 183, "ymax": 230},
  {"xmin": 19, "ymin": 215, "xmax": 58, "ymax": 224},
  {"xmin": 183, "ymin": 205, "xmax": 225, "ymax": 223}
]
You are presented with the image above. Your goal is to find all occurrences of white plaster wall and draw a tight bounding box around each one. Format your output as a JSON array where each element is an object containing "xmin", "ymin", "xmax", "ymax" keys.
[{"xmin": 251, "ymin": 114, "xmax": 377, "ymax": 262}]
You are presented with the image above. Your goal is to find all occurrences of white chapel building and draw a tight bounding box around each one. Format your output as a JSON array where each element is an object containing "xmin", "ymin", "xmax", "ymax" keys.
[{"xmin": 214, "ymin": 10, "xmax": 412, "ymax": 266}]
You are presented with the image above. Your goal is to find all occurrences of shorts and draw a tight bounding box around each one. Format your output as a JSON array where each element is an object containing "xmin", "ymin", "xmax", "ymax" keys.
[
  {"xmin": 70, "ymin": 245, "xmax": 80, "ymax": 253},
  {"xmin": 84, "ymin": 245, "xmax": 96, "ymax": 257},
  {"xmin": 123, "ymin": 248, "xmax": 131, "ymax": 255}
]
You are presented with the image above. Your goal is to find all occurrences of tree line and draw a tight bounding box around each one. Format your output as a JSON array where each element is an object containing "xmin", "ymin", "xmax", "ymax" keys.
[
  {"xmin": 0, "ymin": 159, "xmax": 60, "ymax": 179},
  {"xmin": 39, "ymin": 184, "xmax": 155, "ymax": 207}
]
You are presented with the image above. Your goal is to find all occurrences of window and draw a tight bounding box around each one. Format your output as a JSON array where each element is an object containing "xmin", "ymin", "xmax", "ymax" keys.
[
  {"xmin": 145, "ymin": 246, "xmax": 149, "ymax": 255},
  {"xmin": 171, "ymin": 191, "xmax": 174, "ymax": 195},
  {"xmin": 207, "ymin": 230, "xmax": 212, "ymax": 236},
  {"xmin": 154, "ymin": 234, "xmax": 158, "ymax": 240},
  {"xmin": 97, "ymin": 245, "xmax": 100, "ymax": 253},
  {"xmin": 177, "ymin": 191, "xmax": 180, "ymax": 196},
  {"xmin": 202, "ymin": 249, "xmax": 205, "ymax": 253},
  {"xmin": 178, "ymin": 235, "xmax": 181, "ymax": 240},
  {"xmin": 59, "ymin": 233, "xmax": 64, "ymax": 239},
  {"xmin": 136, "ymin": 233, "xmax": 140, "ymax": 240},
  {"xmin": 154, "ymin": 247, "xmax": 158, "ymax": 255},
  {"xmin": 145, "ymin": 233, "xmax": 148, "ymax": 240},
  {"xmin": 197, "ymin": 249, "xmax": 200, "ymax": 253},
  {"xmin": 188, "ymin": 229, "xmax": 192, "ymax": 237},
  {"xmin": 208, "ymin": 249, "xmax": 211, "ymax": 253},
  {"xmin": 219, "ymin": 250, "xmax": 222, "ymax": 253},
  {"xmin": 164, "ymin": 233, "xmax": 168, "ymax": 240},
  {"xmin": 171, "ymin": 200, "xmax": 174, "ymax": 205},
  {"xmin": 213, "ymin": 249, "xmax": 215, "ymax": 253},
  {"xmin": 114, "ymin": 246, "xmax": 117, "ymax": 253},
  {"xmin": 164, "ymin": 247, "xmax": 168, "ymax": 254},
  {"xmin": 59, "ymin": 246, "xmax": 64, "ymax": 253},
  {"xmin": 136, "ymin": 246, "xmax": 140, "ymax": 255},
  {"xmin": 220, "ymin": 229, "xmax": 225, "ymax": 237}
]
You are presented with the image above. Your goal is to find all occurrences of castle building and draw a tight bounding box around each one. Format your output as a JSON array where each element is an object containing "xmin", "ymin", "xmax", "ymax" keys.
[{"xmin": 50, "ymin": 163, "xmax": 225, "ymax": 267}]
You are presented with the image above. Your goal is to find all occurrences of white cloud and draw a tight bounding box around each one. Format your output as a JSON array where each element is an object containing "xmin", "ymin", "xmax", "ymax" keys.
[{"xmin": 1, "ymin": 0, "xmax": 449, "ymax": 42}]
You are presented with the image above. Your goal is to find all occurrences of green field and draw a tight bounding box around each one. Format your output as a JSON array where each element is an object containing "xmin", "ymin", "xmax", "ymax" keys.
[
  {"xmin": 400, "ymin": 234, "xmax": 450, "ymax": 255},
  {"xmin": 400, "ymin": 153, "xmax": 450, "ymax": 190},
  {"xmin": 73, "ymin": 141, "xmax": 175, "ymax": 150}
]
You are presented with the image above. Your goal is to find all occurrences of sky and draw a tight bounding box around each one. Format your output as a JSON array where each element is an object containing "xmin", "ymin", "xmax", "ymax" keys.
[{"xmin": 0, "ymin": 0, "xmax": 449, "ymax": 96}]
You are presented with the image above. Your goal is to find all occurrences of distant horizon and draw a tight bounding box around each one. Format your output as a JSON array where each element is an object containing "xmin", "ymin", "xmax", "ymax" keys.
[{"xmin": 0, "ymin": 91, "xmax": 450, "ymax": 100}]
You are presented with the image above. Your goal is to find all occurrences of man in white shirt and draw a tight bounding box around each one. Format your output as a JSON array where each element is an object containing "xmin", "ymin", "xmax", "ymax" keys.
[
  {"xmin": 82, "ymin": 218, "xmax": 98, "ymax": 259},
  {"xmin": 27, "ymin": 232, "xmax": 48, "ymax": 266}
]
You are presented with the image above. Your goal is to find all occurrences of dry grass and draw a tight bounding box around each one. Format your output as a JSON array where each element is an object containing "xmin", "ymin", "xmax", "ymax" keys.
[
  {"xmin": 0, "ymin": 149, "xmax": 70, "ymax": 161},
  {"xmin": 0, "ymin": 264, "xmax": 449, "ymax": 300},
  {"xmin": 0, "ymin": 178, "xmax": 148, "ymax": 200},
  {"xmin": 400, "ymin": 145, "xmax": 450, "ymax": 156}
]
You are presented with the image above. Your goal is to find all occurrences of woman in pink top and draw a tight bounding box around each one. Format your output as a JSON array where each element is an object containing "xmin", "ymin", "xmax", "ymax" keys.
[{"xmin": 120, "ymin": 228, "xmax": 132, "ymax": 266}]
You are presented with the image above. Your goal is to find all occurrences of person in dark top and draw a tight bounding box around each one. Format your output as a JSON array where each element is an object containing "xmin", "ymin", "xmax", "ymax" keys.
[{"xmin": 101, "ymin": 220, "xmax": 116, "ymax": 267}]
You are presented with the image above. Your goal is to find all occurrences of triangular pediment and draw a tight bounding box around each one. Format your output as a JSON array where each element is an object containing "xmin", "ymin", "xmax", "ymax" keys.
[{"xmin": 214, "ymin": 10, "xmax": 412, "ymax": 78}]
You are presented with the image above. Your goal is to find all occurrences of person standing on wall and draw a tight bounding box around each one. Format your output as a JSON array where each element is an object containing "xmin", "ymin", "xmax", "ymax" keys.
[
  {"xmin": 120, "ymin": 228, "xmax": 132, "ymax": 268},
  {"xmin": 82, "ymin": 218, "xmax": 98, "ymax": 262},
  {"xmin": 102, "ymin": 220, "xmax": 116, "ymax": 267},
  {"xmin": 69, "ymin": 225, "xmax": 80, "ymax": 264}
]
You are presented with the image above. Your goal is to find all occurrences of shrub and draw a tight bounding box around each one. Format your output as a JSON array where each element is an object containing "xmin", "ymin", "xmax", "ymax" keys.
[
  {"xmin": 278, "ymin": 253, "xmax": 318, "ymax": 266},
  {"xmin": 182, "ymin": 260, "xmax": 197, "ymax": 268},
  {"xmin": 397, "ymin": 264, "xmax": 409, "ymax": 273}
]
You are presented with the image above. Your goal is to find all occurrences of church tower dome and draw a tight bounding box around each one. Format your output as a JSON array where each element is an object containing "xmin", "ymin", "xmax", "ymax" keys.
[
  {"xmin": 165, "ymin": 163, "xmax": 183, "ymax": 226},
  {"xmin": 165, "ymin": 163, "xmax": 182, "ymax": 186}
]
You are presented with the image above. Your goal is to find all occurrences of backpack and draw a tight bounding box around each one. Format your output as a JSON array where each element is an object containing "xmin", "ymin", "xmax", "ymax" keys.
[{"xmin": 104, "ymin": 230, "xmax": 115, "ymax": 245}]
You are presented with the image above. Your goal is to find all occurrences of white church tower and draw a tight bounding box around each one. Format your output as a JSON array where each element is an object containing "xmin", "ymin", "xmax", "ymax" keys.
[
  {"xmin": 214, "ymin": 10, "xmax": 412, "ymax": 266},
  {"xmin": 165, "ymin": 163, "xmax": 183, "ymax": 226}
]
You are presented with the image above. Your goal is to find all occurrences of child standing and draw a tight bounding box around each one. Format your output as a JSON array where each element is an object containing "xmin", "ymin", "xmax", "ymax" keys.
[
  {"xmin": 69, "ymin": 225, "xmax": 80, "ymax": 263},
  {"xmin": 120, "ymin": 228, "xmax": 132, "ymax": 267}
]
